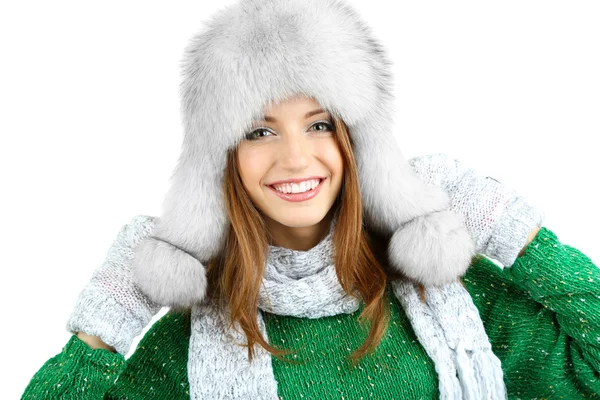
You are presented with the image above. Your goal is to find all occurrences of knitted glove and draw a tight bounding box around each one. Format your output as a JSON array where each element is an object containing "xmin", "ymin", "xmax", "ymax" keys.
[
  {"xmin": 408, "ymin": 153, "xmax": 545, "ymax": 268},
  {"xmin": 65, "ymin": 215, "xmax": 162, "ymax": 355}
]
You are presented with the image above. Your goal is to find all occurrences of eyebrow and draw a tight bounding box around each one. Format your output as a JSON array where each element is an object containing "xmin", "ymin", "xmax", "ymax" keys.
[{"xmin": 262, "ymin": 108, "xmax": 329, "ymax": 122}]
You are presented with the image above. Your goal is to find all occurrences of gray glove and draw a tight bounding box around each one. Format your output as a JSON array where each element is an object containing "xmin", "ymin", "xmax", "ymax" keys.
[
  {"xmin": 408, "ymin": 153, "xmax": 545, "ymax": 268},
  {"xmin": 66, "ymin": 215, "xmax": 162, "ymax": 355}
]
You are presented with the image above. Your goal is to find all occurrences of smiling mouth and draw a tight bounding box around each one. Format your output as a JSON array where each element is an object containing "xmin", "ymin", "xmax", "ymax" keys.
[{"xmin": 268, "ymin": 178, "xmax": 324, "ymax": 193}]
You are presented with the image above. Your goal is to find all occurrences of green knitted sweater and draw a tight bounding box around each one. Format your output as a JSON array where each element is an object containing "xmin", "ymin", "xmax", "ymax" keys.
[{"xmin": 22, "ymin": 227, "xmax": 600, "ymax": 399}]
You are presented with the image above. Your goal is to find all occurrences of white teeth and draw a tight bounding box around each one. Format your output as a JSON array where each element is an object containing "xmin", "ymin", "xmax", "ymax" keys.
[{"xmin": 273, "ymin": 179, "xmax": 320, "ymax": 194}]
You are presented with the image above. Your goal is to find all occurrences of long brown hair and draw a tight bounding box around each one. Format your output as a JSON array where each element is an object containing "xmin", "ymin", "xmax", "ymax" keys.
[{"xmin": 205, "ymin": 116, "xmax": 408, "ymax": 368}]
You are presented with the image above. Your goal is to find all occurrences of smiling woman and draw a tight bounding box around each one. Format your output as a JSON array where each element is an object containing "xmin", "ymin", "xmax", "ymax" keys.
[
  {"xmin": 212, "ymin": 93, "xmax": 396, "ymax": 368},
  {"xmin": 236, "ymin": 96, "xmax": 344, "ymax": 251},
  {"xmin": 19, "ymin": 0, "xmax": 600, "ymax": 398}
]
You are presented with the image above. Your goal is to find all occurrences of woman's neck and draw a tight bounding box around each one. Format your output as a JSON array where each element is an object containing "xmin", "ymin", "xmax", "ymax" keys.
[{"xmin": 265, "ymin": 211, "xmax": 335, "ymax": 251}]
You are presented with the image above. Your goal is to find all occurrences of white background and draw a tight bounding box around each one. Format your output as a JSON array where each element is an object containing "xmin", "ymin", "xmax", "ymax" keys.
[{"xmin": 2, "ymin": 1, "xmax": 598, "ymax": 397}]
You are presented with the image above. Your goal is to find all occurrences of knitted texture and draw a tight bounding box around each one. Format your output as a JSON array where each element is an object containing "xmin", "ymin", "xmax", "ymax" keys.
[
  {"xmin": 21, "ymin": 335, "xmax": 126, "ymax": 399},
  {"xmin": 258, "ymin": 217, "xmax": 361, "ymax": 317},
  {"xmin": 181, "ymin": 211, "xmax": 503, "ymax": 398},
  {"xmin": 390, "ymin": 280, "xmax": 504, "ymax": 399},
  {"xmin": 105, "ymin": 311, "xmax": 191, "ymax": 399},
  {"xmin": 22, "ymin": 311, "xmax": 190, "ymax": 399},
  {"xmin": 256, "ymin": 212, "xmax": 504, "ymax": 399},
  {"xmin": 187, "ymin": 299, "xmax": 279, "ymax": 398},
  {"xmin": 22, "ymin": 227, "xmax": 600, "ymax": 398},
  {"xmin": 263, "ymin": 283, "xmax": 439, "ymax": 399},
  {"xmin": 465, "ymin": 231, "xmax": 600, "ymax": 398},
  {"xmin": 409, "ymin": 153, "xmax": 545, "ymax": 268},
  {"xmin": 65, "ymin": 215, "xmax": 162, "ymax": 355}
]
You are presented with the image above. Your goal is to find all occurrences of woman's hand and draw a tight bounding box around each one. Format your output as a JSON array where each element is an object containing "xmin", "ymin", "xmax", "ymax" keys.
[
  {"xmin": 408, "ymin": 153, "xmax": 545, "ymax": 268},
  {"xmin": 76, "ymin": 332, "xmax": 117, "ymax": 352},
  {"xmin": 66, "ymin": 215, "xmax": 163, "ymax": 356}
]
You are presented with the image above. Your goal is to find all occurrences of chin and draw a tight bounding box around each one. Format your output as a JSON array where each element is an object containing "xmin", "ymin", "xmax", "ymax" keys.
[
  {"xmin": 273, "ymin": 214, "xmax": 324, "ymax": 228},
  {"xmin": 265, "ymin": 206, "xmax": 330, "ymax": 229}
]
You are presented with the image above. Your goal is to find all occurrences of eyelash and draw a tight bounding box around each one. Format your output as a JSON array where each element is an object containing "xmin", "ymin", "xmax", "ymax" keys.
[{"xmin": 244, "ymin": 120, "xmax": 335, "ymax": 141}]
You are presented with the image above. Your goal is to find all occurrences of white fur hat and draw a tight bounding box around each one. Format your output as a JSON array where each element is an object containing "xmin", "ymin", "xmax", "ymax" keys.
[{"xmin": 131, "ymin": 0, "xmax": 476, "ymax": 308}]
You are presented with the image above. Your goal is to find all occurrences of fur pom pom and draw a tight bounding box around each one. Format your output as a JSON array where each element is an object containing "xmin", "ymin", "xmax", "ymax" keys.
[
  {"xmin": 132, "ymin": 237, "xmax": 208, "ymax": 308},
  {"xmin": 388, "ymin": 210, "xmax": 476, "ymax": 286}
]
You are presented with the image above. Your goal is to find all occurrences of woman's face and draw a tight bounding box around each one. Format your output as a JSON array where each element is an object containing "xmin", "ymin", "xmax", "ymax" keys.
[{"xmin": 237, "ymin": 96, "xmax": 344, "ymax": 233}]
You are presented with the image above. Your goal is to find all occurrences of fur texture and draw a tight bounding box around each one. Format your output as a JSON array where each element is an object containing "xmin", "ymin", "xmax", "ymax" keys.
[
  {"xmin": 133, "ymin": 237, "xmax": 208, "ymax": 308},
  {"xmin": 388, "ymin": 211, "xmax": 476, "ymax": 286},
  {"xmin": 131, "ymin": 0, "xmax": 476, "ymax": 307}
]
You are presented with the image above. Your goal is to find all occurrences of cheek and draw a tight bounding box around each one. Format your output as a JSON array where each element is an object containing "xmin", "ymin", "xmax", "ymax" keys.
[
  {"xmin": 320, "ymin": 141, "xmax": 344, "ymax": 179},
  {"xmin": 237, "ymin": 147, "xmax": 269, "ymax": 188}
]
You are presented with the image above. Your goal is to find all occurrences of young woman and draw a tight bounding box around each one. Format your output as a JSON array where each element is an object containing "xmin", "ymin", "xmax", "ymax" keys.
[{"xmin": 22, "ymin": 0, "xmax": 599, "ymax": 398}]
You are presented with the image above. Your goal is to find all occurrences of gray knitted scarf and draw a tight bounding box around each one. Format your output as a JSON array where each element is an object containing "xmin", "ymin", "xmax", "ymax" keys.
[{"xmin": 187, "ymin": 220, "xmax": 507, "ymax": 399}]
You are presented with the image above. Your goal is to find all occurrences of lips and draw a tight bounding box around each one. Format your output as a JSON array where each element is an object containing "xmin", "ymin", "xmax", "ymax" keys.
[
  {"xmin": 267, "ymin": 176, "xmax": 326, "ymax": 186},
  {"xmin": 268, "ymin": 178, "xmax": 323, "ymax": 192},
  {"xmin": 267, "ymin": 178, "xmax": 325, "ymax": 202}
]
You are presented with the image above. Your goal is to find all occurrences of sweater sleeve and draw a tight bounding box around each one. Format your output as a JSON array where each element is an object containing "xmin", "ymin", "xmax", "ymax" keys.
[
  {"xmin": 103, "ymin": 310, "xmax": 191, "ymax": 399},
  {"xmin": 463, "ymin": 226, "xmax": 600, "ymax": 398},
  {"xmin": 22, "ymin": 311, "xmax": 191, "ymax": 400},
  {"xmin": 21, "ymin": 335, "xmax": 126, "ymax": 399}
]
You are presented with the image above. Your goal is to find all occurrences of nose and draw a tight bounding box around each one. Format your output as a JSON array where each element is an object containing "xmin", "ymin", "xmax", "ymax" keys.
[{"xmin": 278, "ymin": 132, "xmax": 311, "ymax": 172}]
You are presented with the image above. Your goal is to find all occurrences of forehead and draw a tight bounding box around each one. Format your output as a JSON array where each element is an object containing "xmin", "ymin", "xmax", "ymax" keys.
[{"xmin": 261, "ymin": 108, "xmax": 330, "ymax": 123}]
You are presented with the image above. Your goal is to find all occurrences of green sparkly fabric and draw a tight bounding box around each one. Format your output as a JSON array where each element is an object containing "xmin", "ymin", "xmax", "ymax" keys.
[
  {"xmin": 262, "ymin": 283, "xmax": 439, "ymax": 399},
  {"xmin": 22, "ymin": 310, "xmax": 192, "ymax": 399},
  {"xmin": 264, "ymin": 227, "xmax": 600, "ymax": 399},
  {"xmin": 104, "ymin": 311, "xmax": 191, "ymax": 399},
  {"xmin": 21, "ymin": 334, "xmax": 126, "ymax": 399},
  {"xmin": 22, "ymin": 227, "xmax": 600, "ymax": 399}
]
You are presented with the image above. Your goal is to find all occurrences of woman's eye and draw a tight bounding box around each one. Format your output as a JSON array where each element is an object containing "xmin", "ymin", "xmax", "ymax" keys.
[
  {"xmin": 311, "ymin": 121, "xmax": 335, "ymax": 133},
  {"xmin": 244, "ymin": 128, "xmax": 273, "ymax": 141}
]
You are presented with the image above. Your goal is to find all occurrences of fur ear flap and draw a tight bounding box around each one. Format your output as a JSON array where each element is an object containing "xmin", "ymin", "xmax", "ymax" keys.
[
  {"xmin": 388, "ymin": 210, "xmax": 476, "ymax": 286},
  {"xmin": 132, "ymin": 237, "xmax": 208, "ymax": 308}
]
